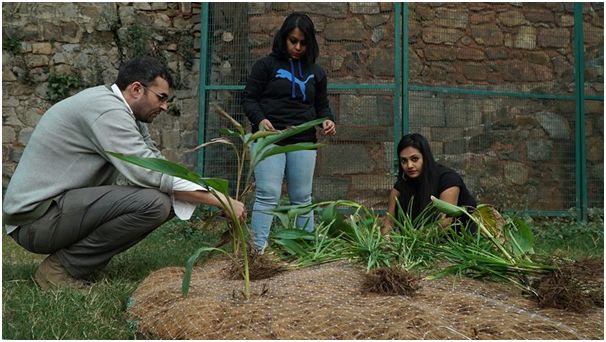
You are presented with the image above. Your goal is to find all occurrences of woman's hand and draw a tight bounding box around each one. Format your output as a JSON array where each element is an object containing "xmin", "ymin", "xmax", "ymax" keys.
[
  {"xmin": 381, "ymin": 215, "xmax": 393, "ymax": 236},
  {"xmin": 322, "ymin": 119, "xmax": 336, "ymax": 135},
  {"xmin": 260, "ymin": 119, "xmax": 275, "ymax": 131}
]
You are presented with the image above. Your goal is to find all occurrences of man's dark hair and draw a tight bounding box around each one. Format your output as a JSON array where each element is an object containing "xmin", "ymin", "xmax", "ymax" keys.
[
  {"xmin": 271, "ymin": 12, "xmax": 319, "ymax": 63},
  {"xmin": 115, "ymin": 56, "xmax": 174, "ymax": 90}
]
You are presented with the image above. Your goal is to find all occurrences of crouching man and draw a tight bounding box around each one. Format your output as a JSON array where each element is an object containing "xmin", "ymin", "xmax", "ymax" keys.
[{"xmin": 3, "ymin": 56, "xmax": 246, "ymax": 290}]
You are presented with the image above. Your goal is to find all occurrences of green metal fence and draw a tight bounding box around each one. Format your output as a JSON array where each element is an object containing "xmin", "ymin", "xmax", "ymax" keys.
[{"xmin": 197, "ymin": 2, "xmax": 603, "ymax": 220}]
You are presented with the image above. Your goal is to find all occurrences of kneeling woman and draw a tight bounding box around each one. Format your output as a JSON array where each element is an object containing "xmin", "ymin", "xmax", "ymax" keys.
[{"xmin": 383, "ymin": 133, "xmax": 477, "ymax": 234}]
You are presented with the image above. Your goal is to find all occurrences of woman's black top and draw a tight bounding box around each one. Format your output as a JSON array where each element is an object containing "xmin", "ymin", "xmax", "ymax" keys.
[
  {"xmin": 242, "ymin": 53, "xmax": 335, "ymax": 145},
  {"xmin": 393, "ymin": 164, "xmax": 476, "ymax": 223}
]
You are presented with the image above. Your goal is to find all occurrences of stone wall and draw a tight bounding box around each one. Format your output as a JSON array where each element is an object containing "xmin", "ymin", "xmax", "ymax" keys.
[
  {"xmin": 2, "ymin": 2, "xmax": 603, "ymax": 211},
  {"xmin": 2, "ymin": 2, "xmax": 202, "ymax": 192}
]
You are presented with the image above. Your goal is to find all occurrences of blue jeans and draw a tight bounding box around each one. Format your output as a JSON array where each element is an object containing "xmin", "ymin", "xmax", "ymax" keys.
[{"xmin": 251, "ymin": 144, "xmax": 317, "ymax": 250}]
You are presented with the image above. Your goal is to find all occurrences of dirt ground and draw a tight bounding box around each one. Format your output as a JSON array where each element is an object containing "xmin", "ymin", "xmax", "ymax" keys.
[{"xmin": 128, "ymin": 258, "xmax": 603, "ymax": 340}]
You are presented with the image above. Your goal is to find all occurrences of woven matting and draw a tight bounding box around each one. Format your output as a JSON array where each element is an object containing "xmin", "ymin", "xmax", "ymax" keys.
[{"xmin": 127, "ymin": 258, "xmax": 603, "ymax": 339}]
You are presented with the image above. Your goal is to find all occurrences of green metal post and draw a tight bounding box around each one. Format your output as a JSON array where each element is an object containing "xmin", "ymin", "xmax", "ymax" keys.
[
  {"xmin": 393, "ymin": 2, "xmax": 401, "ymax": 166},
  {"xmin": 197, "ymin": 2, "xmax": 210, "ymax": 175},
  {"xmin": 574, "ymin": 3, "xmax": 587, "ymax": 222},
  {"xmin": 402, "ymin": 2, "xmax": 409, "ymax": 136}
]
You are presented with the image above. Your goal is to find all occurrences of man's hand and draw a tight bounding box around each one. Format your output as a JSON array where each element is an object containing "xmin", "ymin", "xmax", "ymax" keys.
[
  {"xmin": 223, "ymin": 198, "xmax": 247, "ymax": 222},
  {"xmin": 173, "ymin": 190, "xmax": 247, "ymax": 222}
]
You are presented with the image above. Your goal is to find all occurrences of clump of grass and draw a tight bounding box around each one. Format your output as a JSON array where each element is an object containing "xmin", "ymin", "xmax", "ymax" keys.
[{"xmin": 363, "ymin": 266, "xmax": 421, "ymax": 296}]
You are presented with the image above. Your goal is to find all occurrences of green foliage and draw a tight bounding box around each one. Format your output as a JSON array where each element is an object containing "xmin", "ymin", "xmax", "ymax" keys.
[
  {"xmin": 107, "ymin": 112, "xmax": 326, "ymax": 299},
  {"xmin": 4, "ymin": 33, "xmax": 22, "ymax": 54},
  {"xmin": 533, "ymin": 210, "xmax": 604, "ymax": 258},
  {"xmin": 125, "ymin": 24, "xmax": 153, "ymax": 59},
  {"xmin": 2, "ymin": 219, "xmax": 221, "ymax": 339},
  {"xmin": 268, "ymin": 197, "xmax": 560, "ymax": 299},
  {"xmin": 177, "ymin": 33, "xmax": 195, "ymax": 70},
  {"xmin": 47, "ymin": 73, "xmax": 82, "ymax": 104},
  {"xmin": 107, "ymin": 152, "xmax": 228, "ymax": 194}
]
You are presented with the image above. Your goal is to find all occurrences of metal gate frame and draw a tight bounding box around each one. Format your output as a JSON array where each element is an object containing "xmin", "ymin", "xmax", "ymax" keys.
[{"xmin": 197, "ymin": 3, "xmax": 603, "ymax": 221}]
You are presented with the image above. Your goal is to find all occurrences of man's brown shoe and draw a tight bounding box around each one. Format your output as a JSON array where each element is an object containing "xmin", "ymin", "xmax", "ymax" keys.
[{"xmin": 34, "ymin": 254, "xmax": 88, "ymax": 290}]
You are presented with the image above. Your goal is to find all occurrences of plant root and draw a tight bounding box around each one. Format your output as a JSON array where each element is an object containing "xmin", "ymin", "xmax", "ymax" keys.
[
  {"xmin": 363, "ymin": 267, "xmax": 421, "ymax": 296},
  {"xmin": 532, "ymin": 257, "xmax": 603, "ymax": 312},
  {"xmin": 228, "ymin": 250, "xmax": 289, "ymax": 281}
]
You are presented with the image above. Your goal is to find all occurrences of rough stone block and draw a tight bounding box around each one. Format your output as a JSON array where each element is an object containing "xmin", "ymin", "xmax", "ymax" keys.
[
  {"xmin": 434, "ymin": 8, "xmax": 469, "ymax": 29},
  {"xmin": 456, "ymin": 48, "xmax": 485, "ymax": 61},
  {"xmin": 313, "ymin": 177, "xmax": 349, "ymax": 202},
  {"xmin": 25, "ymin": 55, "xmax": 49, "ymax": 68},
  {"xmin": 425, "ymin": 46, "xmax": 456, "ymax": 61},
  {"xmin": 535, "ymin": 111, "xmax": 571, "ymax": 140},
  {"xmin": 349, "ymin": 2, "xmax": 380, "ymax": 14},
  {"xmin": 470, "ymin": 11, "xmax": 495, "ymax": 24},
  {"xmin": 32, "ymin": 42, "xmax": 53, "ymax": 54},
  {"xmin": 526, "ymin": 139, "xmax": 552, "ymax": 161},
  {"xmin": 364, "ymin": 14, "xmax": 389, "ymax": 28},
  {"xmin": 462, "ymin": 63, "xmax": 488, "ymax": 81},
  {"xmin": 9, "ymin": 146, "xmax": 24, "ymax": 163},
  {"xmin": 325, "ymin": 18, "xmax": 365, "ymax": 41},
  {"xmin": 514, "ymin": 26, "xmax": 536, "ymax": 50},
  {"xmin": 431, "ymin": 127, "xmax": 467, "ymax": 144},
  {"xmin": 2, "ymin": 126, "xmax": 16, "ymax": 144},
  {"xmin": 368, "ymin": 49, "xmax": 394, "ymax": 76},
  {"xmin": 248, "ymin": 16, "xmax": 284, "ymax": 34},
  {"xmin": 524, "ymin": 9, "xmax": 554, "ymax": 23},
  {"xmin": 537, "ymin": 28, "xmax": 570, "ymax": 48},
  {"xmin": 504, "ymin": 161, "xmax": 529, "ymax": 185},
  {"xmin": 497, "ymin": 10, "xmax": 527, "ymax": 27},
  {"xmin": 291, "ymin": 3, "xmax": 348, "ymax": 18},
  {"xmin": 409, "ymin": 94, "xmax": 446, "ymax": 126},
  {"xmin": 422, "ymin": 27, "xmax": 464, "ymax": 45},
  {"xmin": 471, "ymin": 24, "xmax": 503, "ymax": 46},
  {"xmin": 17, "ymin": 127, "xmax": 33, "ymax": 146},
  {"xmin": 318, "ymin": 144, "xmax": 375, "ymax": 175},
  {"xmin": 339, "ymin": 94, "xmax": 391, "ymax": 126},
  {"xmin": 444, "ymin": 98, "xmax": 483, "ymax": 127},
  {"xmin": 350, "ymin": 174, "xmax": 392, "ymax": 192},
  {"xmin": 586, "ymin": 136, "xmax": 604, "ymax": 162},
  {"xmin": 443, "ymin": 138, "xmax": 468, "ymax": 155},
  {"xmin": 335, "ymin": 126, "xmax": 393, "ymax": 143}
]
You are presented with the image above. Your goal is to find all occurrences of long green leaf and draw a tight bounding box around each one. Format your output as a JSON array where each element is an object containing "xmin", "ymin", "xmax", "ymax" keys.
[
  {"xmin": 506, "ymin": 218, "xmax": 535, "ymax": 256},
  {"xmin": 107, "ymin": 151, "xmax": 229, "ymax": 194},
  {"xmin": 258, "ymin": 143, "xmax": 324, "ymax": 163},
  {"xmin": 430, "ymin": 196, "xmax": 466, "ymax": 217},
  {"xmin": 272, "ymin": 228, "xmax": 316, "ymax": 241},
  {"xmin": 182, "ymin": 246, "xmax": 230, "ymax": 296},
  {"xmin": 245, "ymin": 130, "xmax": 280, "ymax": 144},
  {"xmin": 254, "ymin": 118, "xmax": 325, "ymax": 152}
]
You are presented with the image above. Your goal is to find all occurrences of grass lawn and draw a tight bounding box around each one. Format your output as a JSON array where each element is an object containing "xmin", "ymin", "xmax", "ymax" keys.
[
  {"xmin": 2, "ymin": 210, "xmax": 603, "ymax": 339},
  {"xmin": 2, "ymin": 213, "xmax": 226, "ymax": 340}
]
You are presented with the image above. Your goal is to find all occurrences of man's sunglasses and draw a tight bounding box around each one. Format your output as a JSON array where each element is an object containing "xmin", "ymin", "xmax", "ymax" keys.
[{"xmin": 143, "ymin": 85, "xmax": 174, "ymax": 103}]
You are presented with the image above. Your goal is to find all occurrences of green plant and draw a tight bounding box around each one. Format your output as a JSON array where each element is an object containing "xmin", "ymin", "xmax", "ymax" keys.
[
  {"xmin": 429, "ymin": 196, "xmax": 555, "ymax": 296},
  {"xmin": 5, "ymin": 33, "xmax": 22, "ymax": 54},
  {"xmin": 270, "ymin": 200, "xmax": 393, "ymax": 271},
  {"xmin": 47, "ymin": 73, "xmax": 82, "ymax": 103},
  {"xmin": 108, "ymin": 109, "xmax": 324, "ymax": 299}
]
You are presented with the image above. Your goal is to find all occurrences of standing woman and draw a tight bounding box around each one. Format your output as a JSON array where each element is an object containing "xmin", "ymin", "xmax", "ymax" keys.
[
  {"xmin": 383, "ymin": 133, "xmax": 477, "ymax": 234},
  {"xmin": 243, "ymin": 12, "xmax": 336, "ymax": 252}
]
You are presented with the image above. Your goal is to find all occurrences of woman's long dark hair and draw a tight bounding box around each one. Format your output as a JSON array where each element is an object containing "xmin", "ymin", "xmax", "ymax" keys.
[
  {"xmin": 396, "ymin": 133, "xmax": 440, "ymax": 216},
  {"xmin": 271, "ymin": 12, "xmax": 319, "ymax": 63}
]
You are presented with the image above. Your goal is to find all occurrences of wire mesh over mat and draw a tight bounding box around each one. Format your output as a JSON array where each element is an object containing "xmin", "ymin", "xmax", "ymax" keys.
[{"xmin": 127, "ymin": 258, "xmax": 603, "ymax": 340}]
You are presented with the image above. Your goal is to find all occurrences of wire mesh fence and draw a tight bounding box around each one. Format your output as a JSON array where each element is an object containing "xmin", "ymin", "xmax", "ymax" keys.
[{"xmin": 198, "ymin": 2, "xmax": 603, "ymax": 216}]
